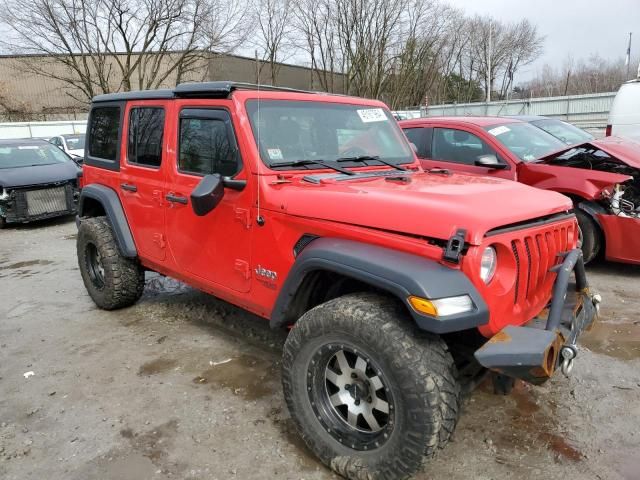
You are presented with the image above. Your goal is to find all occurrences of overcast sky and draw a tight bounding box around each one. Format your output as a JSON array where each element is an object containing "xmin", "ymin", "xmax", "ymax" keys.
[{"xmin": 448, "ymin": 0, "xmax": 640, "ymax": 81}]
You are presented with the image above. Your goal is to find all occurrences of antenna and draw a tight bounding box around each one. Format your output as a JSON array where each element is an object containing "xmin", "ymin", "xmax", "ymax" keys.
[{"xmin": 255, "ymin": 49, "xmax": 265, "ymax": 226}]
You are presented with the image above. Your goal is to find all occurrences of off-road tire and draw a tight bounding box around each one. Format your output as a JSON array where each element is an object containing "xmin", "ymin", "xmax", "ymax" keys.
[
  {"xmin": 282, "ymin": 293, "xmax": 460, "ymax": 480},
  {"xmin": 77, "ymin": 216, "xmax": 144, "ymax": 310},
  {"xmin": 575, "ymin": 209, "xmax": 601, "ymax": 264}
]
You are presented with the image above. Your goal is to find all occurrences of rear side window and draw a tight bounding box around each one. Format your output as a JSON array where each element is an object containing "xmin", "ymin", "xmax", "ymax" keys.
[
  {"xmin": 178, "ymin": 109, "xmax": 239, "ymax": 177},
  {"xmin": 88, "ymin": 107, "xmax": 121, "ymax": 161},
  {"xmin": 127, "ymin": 107, "xmax": 165, "ymax": 168}
]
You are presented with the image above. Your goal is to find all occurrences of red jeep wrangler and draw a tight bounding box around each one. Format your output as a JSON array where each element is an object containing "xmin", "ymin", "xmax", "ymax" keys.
[{"xmin": 76, "ymin": 82, "xmax": 600, "ymax": 480}]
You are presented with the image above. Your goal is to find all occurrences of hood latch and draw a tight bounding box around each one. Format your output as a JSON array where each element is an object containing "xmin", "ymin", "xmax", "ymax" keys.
[{"xmin": 443, "ymin": 229, "xmax": 467, "ymax": 264}]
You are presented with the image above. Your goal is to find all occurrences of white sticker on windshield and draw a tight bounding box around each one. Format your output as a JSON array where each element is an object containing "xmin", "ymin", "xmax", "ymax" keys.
[
  {"xmin": 267, "ymin": 148, "xmax": 283, "ymax": 161},
  {"xmin": 488, "ymin": 126, "xmax": 510, "ymax": 136},
  {"xmin": 357, "ymin": 108, "xmax": 387, "ymax": 123},
  {"xmin": 17, "ymin": 146, "xmax": 40, "ymax": 150}
]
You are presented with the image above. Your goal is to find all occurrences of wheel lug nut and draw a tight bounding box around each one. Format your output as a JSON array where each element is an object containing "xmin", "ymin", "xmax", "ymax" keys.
[
  {"xmin": 367, "ymin": 397, "xmax": 372, "ymax": 403},
  {"xmin": 351, "ymin": 373, "xmax": 357, "ymax": 379}
]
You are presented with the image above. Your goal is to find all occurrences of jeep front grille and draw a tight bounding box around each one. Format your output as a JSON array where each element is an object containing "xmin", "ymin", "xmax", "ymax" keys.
[{"xmin": 510, "ymin": 224, "xmax": 571, "ymax": 307}]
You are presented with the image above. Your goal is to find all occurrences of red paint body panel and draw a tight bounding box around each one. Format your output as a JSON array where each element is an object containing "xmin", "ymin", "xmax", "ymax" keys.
[
  {"xmin": 401, "ymin": 117, "xmax": 640, "ymax": 264},
  {"xmin": 597, "ymin": 214, "xmax": 640, "ymax": 265},
  {"xmin": 517, "ymin": 162, "xmax": 631, "ymax": 200},
  {"xmin": 81, "ymin": 93, "xmax": 581, "ymax": 339}
]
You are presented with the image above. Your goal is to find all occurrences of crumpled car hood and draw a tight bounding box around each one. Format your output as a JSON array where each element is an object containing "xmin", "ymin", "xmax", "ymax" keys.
[
  {"xmin": 0, "ymin": 161, "xmax": 80, "ymax": 189},
  {"xmin": 268, "ymin": 170, "xmax": 572, "ymax": 245},
  {"xmin": 539, "ymin": 137, "xmax": 640, "ymax": 169}
]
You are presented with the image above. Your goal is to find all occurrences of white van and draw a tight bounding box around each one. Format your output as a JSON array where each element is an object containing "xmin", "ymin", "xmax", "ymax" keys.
[{"xmin": 607, "ymin": 79, "xmax": 640, "ymax": 141}]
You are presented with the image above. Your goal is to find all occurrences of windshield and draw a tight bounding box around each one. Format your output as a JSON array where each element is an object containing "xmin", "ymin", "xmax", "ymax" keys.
[
  {"xmin": 246, "ymin": 100, "xmax": 414, "ymax": 167},
  {"xmin": 484, "ymin": 122, "xmax": 567, "ymax": 162},
  {"xmin": 0, "ymin": 143, "xmax": 72, "ymax": 169},
  {"xmin": 63, "ymin": 134, "xmax": 86, "ymax": 150},
  {"xmin": 530, "ymin": 119, "xmax": 593, "ymax": 145}
]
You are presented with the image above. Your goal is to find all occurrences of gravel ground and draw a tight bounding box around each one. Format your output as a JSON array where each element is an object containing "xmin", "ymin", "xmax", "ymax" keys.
[{"xmin": 1, "ymin": 217, "xmax": 639, "ymax": 480}]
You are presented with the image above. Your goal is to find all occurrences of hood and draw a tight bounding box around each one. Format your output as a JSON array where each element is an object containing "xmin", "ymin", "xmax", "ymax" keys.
[
  {"xmin": 267, "ymin": 170, "xmax": 572, "ymax": 246},
  {"xmin": 0, "ymin": 161, "xmax": 80, "ymax": 189},
  {"xmin": 539, "ymin": 138, "xmax": 640, "ymax": 169},
  {"xmin": 589, "ymin": 137, "xmax": 640, "ymax": 168}
]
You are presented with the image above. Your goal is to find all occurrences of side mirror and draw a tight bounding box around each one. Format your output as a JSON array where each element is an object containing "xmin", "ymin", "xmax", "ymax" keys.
[
  {"xmin": 409, "ymin": 142, "xmax": 418, "ymax": 154},
  {"xmin": 191, "ymin": 174, "xmax": 225, "ymax": 216},
  {"xmin": 475, "ymin": 154, "xmax": 507, "ymax": 170}
]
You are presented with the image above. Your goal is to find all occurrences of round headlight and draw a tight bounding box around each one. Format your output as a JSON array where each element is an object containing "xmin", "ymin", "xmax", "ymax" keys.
[{"xmin": 480, "ymin": 246, "xmax": 497, "ymax": 284}]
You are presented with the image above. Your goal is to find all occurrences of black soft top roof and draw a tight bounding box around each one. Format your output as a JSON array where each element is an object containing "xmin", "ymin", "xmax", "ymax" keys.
[{"xmin": 92, "ymin": 81, "xmax": 317, "ymax": 103}]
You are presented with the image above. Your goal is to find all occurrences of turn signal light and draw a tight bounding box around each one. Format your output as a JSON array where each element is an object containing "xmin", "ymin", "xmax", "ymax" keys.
[{"xmin": 408, "ymin": 296, "xmax": 438, "ymax": 316}]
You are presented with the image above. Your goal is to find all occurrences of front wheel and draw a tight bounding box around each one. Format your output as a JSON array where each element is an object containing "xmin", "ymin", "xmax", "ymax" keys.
[{"xmin": 282, "ymin": 293, "xmax": 460, "ymax": 480}]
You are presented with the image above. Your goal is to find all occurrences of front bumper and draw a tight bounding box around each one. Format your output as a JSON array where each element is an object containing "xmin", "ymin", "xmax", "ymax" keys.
[{"xmin": 474, "ymin": 248, "xmax": 600, "ymax": 385}]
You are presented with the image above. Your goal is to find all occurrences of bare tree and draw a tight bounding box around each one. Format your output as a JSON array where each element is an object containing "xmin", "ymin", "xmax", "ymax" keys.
[
  {"xmin": 462, "ymin": 16, "xmax": 543, "ymax": 101},
  {"xmin": 0, "ymin": 81, "xmax": 33, "ymax": 121},
  {"xmin": 0, "ymin": 0, "xmax": 250, "ymax": 103},
  {"xmin": 252, "ymin": 0, "xmax": 292, "ymax": 85},
  {"xmin": 523, "ymin": 53, "xmax": 638, "ymax": 97},
  {"xmin": 293, "ymin": 0, "xmax": 340, "ymax": 91}
]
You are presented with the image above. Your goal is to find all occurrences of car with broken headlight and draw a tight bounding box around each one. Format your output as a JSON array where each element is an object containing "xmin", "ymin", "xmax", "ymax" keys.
[
  {"xmin": 0, "ymin": 138, "xmax": 81, "ymax": 228},
  {"xmin": 77, "ymin": 82, "xmax": 600, "ymax": 480},
  {"xmin": 401, "ymin": 116, "xmax": 640, "ymax": 265}
]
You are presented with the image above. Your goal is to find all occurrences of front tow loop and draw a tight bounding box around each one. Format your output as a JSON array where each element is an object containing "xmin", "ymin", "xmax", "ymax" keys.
[
  {"xmin": 560, "ymin": 293, "xmax": 602, "ymax": 377},
  {"xmin": 560, "ymin": 345, "xmax": 577, "ymax": 376}
]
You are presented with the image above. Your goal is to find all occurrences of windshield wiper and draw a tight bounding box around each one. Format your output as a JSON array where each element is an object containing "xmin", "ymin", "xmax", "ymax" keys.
[
  {"xmin": 270, "ymin": 159, "xmax": 356, "ymax": 175},
  {"xmin": 336, "ymin": 155, "xmax": 407, "ymax": 171}
]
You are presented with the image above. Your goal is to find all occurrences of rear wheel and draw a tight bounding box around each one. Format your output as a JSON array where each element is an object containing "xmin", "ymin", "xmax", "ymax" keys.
[
  {"xmin": 77, "ymin": 216, "xmax": 145, "ymax": 310},
  {"xmin": 575, "ymin": 209, "xmax": 601, "ymax": 264},
  {"xmin": 282, "ymin": 293, "xmax": 460, "ymax": 480},
  {"xmin": 0, "ymin": 216, "xmax": 5, "ymax": 229}
]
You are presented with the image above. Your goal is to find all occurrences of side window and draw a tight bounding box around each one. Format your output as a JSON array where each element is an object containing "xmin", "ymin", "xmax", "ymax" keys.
[
  {"xmin": 403, "ymin": 127, "xmax": 432, "ymax": 158},
  {"xmin": 432, "ymin": 128, "xmax": 495, "ymax": 165},
  {"xmin": 50, "ymin": 137, "xmax": 61, "ymax": 148},
  {"xmin": 178, "ymin": 110, "xmax": 239, "ymax": 177},
  {"xmin": 127, "ymin": 107, "xmax": 165, "ymax": 168},
  {"xmin": 88, "ymin": 106, "xmax": 121, "ymax": 161}
]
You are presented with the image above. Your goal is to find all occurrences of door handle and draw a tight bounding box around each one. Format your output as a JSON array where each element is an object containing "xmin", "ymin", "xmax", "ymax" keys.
[
  {"xmin": 120, "ymin": 183, "xmax": 137, "ymax": 192},
  {"xmin": 165, "ymin": 193, "xmax": 188, "ymax": 205}
]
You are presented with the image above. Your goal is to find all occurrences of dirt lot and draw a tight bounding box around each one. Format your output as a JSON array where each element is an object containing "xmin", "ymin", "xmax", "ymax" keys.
[{"xmin": 1, "ymin": 217, "xmax": 639, "ymax": 480}]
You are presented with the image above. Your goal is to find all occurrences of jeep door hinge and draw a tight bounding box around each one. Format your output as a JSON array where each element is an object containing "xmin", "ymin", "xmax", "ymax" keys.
[
  {"xmin": 153, "ymin": 233, "xmax": 166, "ymax": 249},
  {"xmin": 152, "ymin": 189, "xmax": 164, "ymax": 206},
  {"xmin": 234, "ymin": 259, "xmax": 251, "ymax": 279},
  {"xmin": 443, "ymin": 229, "xmax": 466, "ymax": 264},
  {"xmin": 234, "ymin": 208, "xmax": 251, "ymax": 229}
]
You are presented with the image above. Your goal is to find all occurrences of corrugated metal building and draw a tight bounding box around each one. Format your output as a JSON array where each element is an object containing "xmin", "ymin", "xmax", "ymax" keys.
[{"xmin": 0, "ymin": 52, "xmax": 344, "ymax": 121}]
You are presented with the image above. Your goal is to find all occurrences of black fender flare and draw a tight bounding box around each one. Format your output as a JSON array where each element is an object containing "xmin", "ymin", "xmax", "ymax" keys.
[
  {"xmin": 270, "ymin": 238, "xmax": 489, "ymax": 334},
  {"xmin": 77, "ymin": 184, "xmax": 137, "ymax": 258}
]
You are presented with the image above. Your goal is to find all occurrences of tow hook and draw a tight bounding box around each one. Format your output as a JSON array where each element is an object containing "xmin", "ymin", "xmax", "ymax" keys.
[
  {"xmin": 560, "ymin": 293, "xmax": 601, "ymax": 377},
  {"xmin": 560, "ymin": 345, "xmax": 577, "ymax": 376},
  {"xmin": 592, "ymin": 293, "xmax": 602, "ymax": 315}
]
